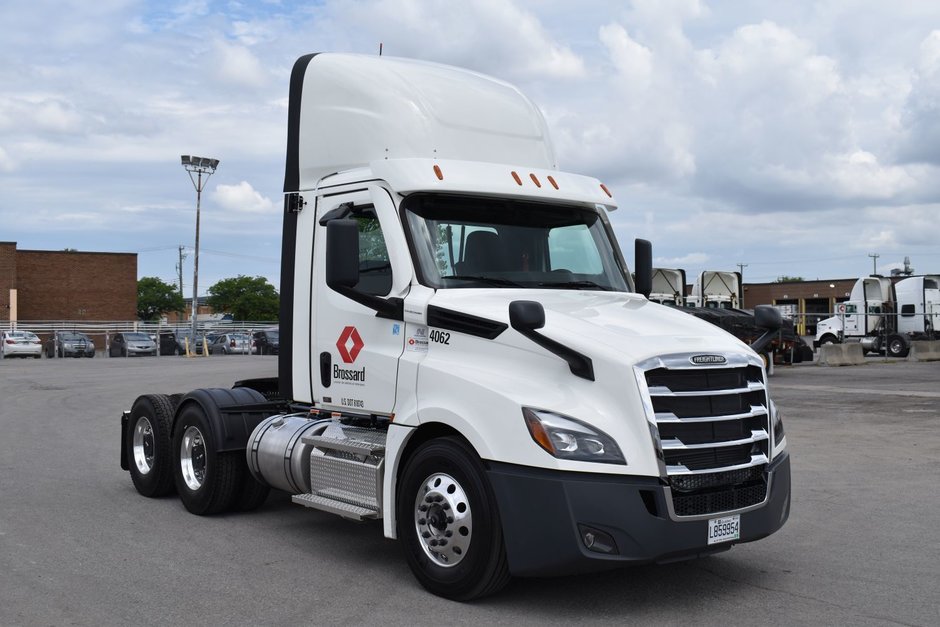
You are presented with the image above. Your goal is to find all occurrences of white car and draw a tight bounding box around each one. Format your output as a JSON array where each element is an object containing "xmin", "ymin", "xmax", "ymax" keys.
[{"xmin": 1, "ymin": 331, "xmax": 43, "ymax": 359}]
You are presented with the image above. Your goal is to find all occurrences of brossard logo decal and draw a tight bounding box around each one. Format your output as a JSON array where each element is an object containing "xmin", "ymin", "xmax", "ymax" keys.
[
  {"xmin": 334, "ymin": 326, "xmax": 366, "ymax": 383},
  {"xmin": 690, "ymin": 354, "xmax": 727, "ymax": 365}
]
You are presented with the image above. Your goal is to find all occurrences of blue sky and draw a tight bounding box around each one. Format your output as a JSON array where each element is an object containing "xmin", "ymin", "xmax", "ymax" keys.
[{"xmin": 2, "ymin": 0, "xmax": 940, "ymax": 293}]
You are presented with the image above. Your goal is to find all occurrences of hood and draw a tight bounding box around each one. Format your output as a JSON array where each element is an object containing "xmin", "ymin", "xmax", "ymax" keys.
[{"xmin": 428, "ymin": 289, "xmax": 753, "ymax": 364}]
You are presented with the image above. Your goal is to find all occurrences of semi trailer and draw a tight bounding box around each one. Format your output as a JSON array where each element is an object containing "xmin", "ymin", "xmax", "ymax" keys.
[{"xmin": 120, "ymin": 53, "xmax": 791, "ymax": 600}]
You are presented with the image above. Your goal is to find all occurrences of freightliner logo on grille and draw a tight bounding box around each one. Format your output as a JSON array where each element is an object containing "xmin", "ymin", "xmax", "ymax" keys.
[{"xmin": 690, "ymin": 354, "xmax": 727, "ymax": 365}]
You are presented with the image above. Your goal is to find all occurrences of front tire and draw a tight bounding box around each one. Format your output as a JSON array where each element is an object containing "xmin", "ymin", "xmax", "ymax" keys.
[
  {"xmin": 398, "ymin": 437, "xmax": 510, "ymax": 601},
  {"xmin": 172, "ymin": 404, "xmax": 241, "ymax": 515},
  {"xmin": 127, "ymin": 394, "xmax": 176, "ymax": 497},
  {"xmin": 887, "ymin": 334, "xmax": 909, "ymax": 358}
]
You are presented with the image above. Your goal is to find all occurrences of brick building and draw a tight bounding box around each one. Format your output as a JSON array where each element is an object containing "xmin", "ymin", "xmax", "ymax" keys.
[
  {"xmin": 0, "ymin": 242, "xmax": 137, "ymax": 322},
  {"xmin": 741, "ymin": 278, "xmax": 858, "ymax": 335}
]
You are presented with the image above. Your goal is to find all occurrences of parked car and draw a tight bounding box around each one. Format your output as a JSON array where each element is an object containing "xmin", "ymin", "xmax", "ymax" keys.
[
  {"xmin": 251, "ymin": 329, "xmax": 279, "ymax": 355},
  {"xmin": 208, "ymin": 332, "xmax": 251, "ymax": 355},
  {"xmin": 45, "ymin": 331, "xmax": 95, "ymax": 358},
  {"xmin": 158, "ymin": 329, "xmax": 199, "ymax": 355},
  {"xmin": 109, "ymin": 332, "xmax": 157, "ymax": 357},
  {"xmin": 1, "ymin": 330, "xmax": 42, "ymax": 359},
  {"xmin": 193, "ymin": 332, "xmax": 218, "ymax": 355}
]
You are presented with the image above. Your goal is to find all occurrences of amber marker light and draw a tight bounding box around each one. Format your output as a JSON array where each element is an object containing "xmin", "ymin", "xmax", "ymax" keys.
[
  {"xmin": 511, "ymin": 171, "xmax": 523, "ymax": 185},
  {"xmin": 600, "ymin": 183, "xmax": 612, "ymax": 198},
  {"xmin": 433, "ymin": 164, "xmax": 444, "ymax": 180},
  {"xmin": 547, "ymin": 175, "xmax": 559, "ymax": 189},
  {"xmin": 529, "ymin": 173, "xmax": 541, "ymax": 187},
  {"xmin": 523, "ymin": 409, "xmax": 555, "ymax": 455}
]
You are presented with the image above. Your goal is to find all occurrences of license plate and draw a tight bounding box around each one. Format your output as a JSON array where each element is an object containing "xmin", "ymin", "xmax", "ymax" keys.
[{"xmin": 707, "ymin": 515, "xmax": 740, "ymax": 545}]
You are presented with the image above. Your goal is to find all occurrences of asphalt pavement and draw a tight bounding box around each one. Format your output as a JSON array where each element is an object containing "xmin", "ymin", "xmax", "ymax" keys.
[{"xmin": 0, "ymin": 353, "xmax": 937, "ymax": 625}]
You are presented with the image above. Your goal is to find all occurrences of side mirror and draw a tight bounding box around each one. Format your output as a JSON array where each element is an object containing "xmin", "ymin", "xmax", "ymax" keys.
[
  {"xmin": 634, "ymin": 239, "xmax": 652, "ymax": 298},
  {"xmin": 326, "ymin": 219, "xmax": 359, "ymax": 290},
  {"xmin": 754, "ymin": 304, "xmax": 782, "ymax": 331},
  {"xmin": 509, "ymin": 300, "xmax": 545, "ymax": 331}
]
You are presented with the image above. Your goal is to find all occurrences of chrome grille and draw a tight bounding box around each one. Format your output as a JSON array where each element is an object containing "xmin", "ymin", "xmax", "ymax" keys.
[{"xmin": 636, "ymin": 353, "xmax": 770, "ymax": 518}]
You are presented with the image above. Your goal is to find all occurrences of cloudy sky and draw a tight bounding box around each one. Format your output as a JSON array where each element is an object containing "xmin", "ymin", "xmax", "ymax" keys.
[{"xmin": 2, "ymin": 0, "xmax": 939, "ymax": 294}]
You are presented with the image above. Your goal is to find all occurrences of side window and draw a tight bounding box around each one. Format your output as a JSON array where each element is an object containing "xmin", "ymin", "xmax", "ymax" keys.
[
  {"xmin": 901, "ymin": 304, "xmax": 915, "ymax": 317},
  {"xmin": 355, "ymin": 209, "xmax": 393, "ymax": 296},
  {"xmin": 844, "ymin": 304, "xmax": 857, "ymax": 314},
  {"xmin": 548, "ymin": 224, "xmax": 603, "ymax": 274}
]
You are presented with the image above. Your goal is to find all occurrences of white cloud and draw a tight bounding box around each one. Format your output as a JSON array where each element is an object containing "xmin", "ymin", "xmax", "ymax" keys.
[
  {"xmin": 213, "ymin": 40, "xmax": 268, "ymax": 88},
  {"xmin": 0, "ymin": 146, "xmax": 15, "ymax": 172},
  {"xmin": 212, "ymin": 181, "xmax": 275, "ymax": 213}
]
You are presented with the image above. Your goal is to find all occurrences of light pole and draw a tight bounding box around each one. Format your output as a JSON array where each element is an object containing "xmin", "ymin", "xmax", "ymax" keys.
[{"xmin": 180, "ymin": 155, "xmax": 219, "ymax": 342}]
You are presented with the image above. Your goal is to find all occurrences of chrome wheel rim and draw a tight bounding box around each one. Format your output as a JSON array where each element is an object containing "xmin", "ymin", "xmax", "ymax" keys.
[
  {"xmin": 132, "ymin": 417, "xmax": 155, "ymax": 475},
  {"xmin": 180, "ymin": 426, "xmax": 207, "ymax": 491},
  {"xmin": 413, "ymin": 473, "xmax": 472, "ymax": 567}
]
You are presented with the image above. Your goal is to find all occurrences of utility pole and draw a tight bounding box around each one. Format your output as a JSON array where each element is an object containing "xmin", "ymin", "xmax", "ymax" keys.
[
  {"xmin": 176, "ymin": 245, "xmax": 187, "ymax": 322},
  {"xmin": 736, "ymin": 262, "xmax": 748, "ymax": 279},
  {"xmin": 868, "ymin": 253, "xmax": 880, "ymax": 275},
  {"xmin": 181, "ymin": 156, "xmax": 219, "ymax": 340}
]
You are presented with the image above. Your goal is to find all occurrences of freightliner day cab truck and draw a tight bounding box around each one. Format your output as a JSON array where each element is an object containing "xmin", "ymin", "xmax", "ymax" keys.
[
  {"xmin": 815, "ymin": 274, "xmax": 940, "ymax": 357},
  {"xmin": 120, "ymin": 53, "xmax": 790, "ymax": 600}
]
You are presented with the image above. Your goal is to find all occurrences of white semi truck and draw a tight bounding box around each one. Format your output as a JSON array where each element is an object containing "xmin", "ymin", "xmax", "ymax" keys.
[
  {"xmin": 649, "ymin": 267, "xmax": 687, "ymax": 306},
  {"xmin": 688, "ymin": 271, "xmax": 743, "ymax": 309},
  {"xmin": 120, "ymin": 53, "xmax": 790, "ymax": 600},
  {"xmin": 815, "ymin": 274, "xmax": 940, "ymax": 357}
]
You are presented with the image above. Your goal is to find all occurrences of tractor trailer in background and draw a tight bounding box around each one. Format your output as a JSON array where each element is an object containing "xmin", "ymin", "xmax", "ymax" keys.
[
  {"xmin": 815, "ymin": 274, "xmax": 940, "ymax": 357},
  {"xmin": 688, "ymin": 271, "xmax": 743, "ymax": 309},
  {"xmin": 120, "ymin": 53, "xmax": 790, "ymax": 600}
]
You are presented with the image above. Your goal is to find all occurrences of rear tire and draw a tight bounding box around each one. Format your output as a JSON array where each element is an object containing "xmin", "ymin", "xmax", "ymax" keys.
[
  {"xmin": 172, "ymin": 404, "xmax": 241, "ymax": 515},
  {"xmin": 398, "ymin": 436, "xmax": 510, "ymax": 601},
  {"xmin": 127, "ymin": 394, "xmax": 176, "ymax": 497}
]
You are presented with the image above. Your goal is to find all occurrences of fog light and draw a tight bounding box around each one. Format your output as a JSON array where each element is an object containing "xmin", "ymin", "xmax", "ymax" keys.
[{"xmin": 578, "ymin": 524, "xmax": 619, "ymax": 555}]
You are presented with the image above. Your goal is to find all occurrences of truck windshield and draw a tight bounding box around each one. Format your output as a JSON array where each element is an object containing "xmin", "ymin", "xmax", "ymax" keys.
[{"xmin": 403, "ymin": 195, "xmax": 630, "ymax": 291}]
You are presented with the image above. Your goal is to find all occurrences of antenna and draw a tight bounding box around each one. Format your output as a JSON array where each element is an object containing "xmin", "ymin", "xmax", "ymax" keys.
[
  {"xmin": 379, "ymin": 42, "xmax": 383, "ymax": 56},
  {"xmin": 868, "ymin": 252, "xmax": 879, "ymax": 275}
]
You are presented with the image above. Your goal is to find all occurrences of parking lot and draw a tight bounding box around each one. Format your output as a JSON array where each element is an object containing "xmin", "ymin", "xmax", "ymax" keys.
[{"xmin": 0, "ymin": 356, "xmax": 937, "ymax": 625}]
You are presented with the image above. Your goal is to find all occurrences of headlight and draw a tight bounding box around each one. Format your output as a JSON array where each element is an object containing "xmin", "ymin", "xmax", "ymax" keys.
[{"xmin": 522, "ymin": 408, "xmax": 626, "ymax": 465}]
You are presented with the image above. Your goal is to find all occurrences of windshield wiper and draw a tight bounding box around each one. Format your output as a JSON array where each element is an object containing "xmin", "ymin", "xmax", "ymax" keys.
[
  {"xmin": 441, "ymin": 275, "xmax": 525, "ymax": 287},
  {"xmin": 536, "ymin": 280, "xmax": 613, "ymax": 291}
]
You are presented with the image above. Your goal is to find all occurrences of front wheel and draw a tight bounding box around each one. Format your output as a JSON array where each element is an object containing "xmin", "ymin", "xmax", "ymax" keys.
[
  {"xmin": 887, "ymin": 334, "xmax": 909, "ymax": 358},
  {"xmin": 397, "ymin": 437, "xmax": 510, "ymax": 601}
]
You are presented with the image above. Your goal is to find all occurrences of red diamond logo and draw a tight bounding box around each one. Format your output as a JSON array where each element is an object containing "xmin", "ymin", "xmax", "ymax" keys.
[{"xmin": 336, "ymin": 326, "xmax": 364, "ymax": 364}]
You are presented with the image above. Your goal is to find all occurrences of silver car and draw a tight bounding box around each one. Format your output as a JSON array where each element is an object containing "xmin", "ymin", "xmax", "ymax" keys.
[
  {"xmin": 208, "ymin": 333, "xmax": 251, "ymax": 355},
  {"xmin": 109, "ymin": 332, "xmax": 157, "ymax": 357}
]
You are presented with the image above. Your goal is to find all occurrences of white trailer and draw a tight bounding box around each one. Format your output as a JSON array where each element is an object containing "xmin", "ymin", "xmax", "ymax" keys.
[{"xmin": 120, "ymin": 53, "xmax": 790, "ymax": 600}]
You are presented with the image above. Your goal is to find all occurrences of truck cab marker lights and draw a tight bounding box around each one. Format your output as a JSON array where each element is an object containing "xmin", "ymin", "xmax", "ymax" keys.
[
  {"xmin": 433, "ymin": 164, "xmax": 443, "ymax": 180},
  {"xmin": 529, "ymin": 173, "xmax": 541, "ymax": 187},
  {"xmin": 511, "ymin": 171, "xmax": 523, "ymax": 185},
  {"xmin": 547, "ymin": 175, "xmax": 559, "ymax": 189},
  {"xmin": 600, "ymin": 183, "xmax": 612, "ymax": 198}
]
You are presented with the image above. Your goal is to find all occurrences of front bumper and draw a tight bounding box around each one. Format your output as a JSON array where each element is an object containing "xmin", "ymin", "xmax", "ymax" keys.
[{"xmin": 487, "ymin": 452, "xmax": 790, "ymax": 577}]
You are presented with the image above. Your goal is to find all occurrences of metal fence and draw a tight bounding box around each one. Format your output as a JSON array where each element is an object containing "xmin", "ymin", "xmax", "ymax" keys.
[{"xmin": 0, "ymin": 320, "xmax": 278, "ymax": 359}]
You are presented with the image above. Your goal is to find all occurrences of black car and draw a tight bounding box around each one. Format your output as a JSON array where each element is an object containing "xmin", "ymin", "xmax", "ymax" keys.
[
  {"xmin": 159, "ymin": 329, "xmax": 199, "ymax": 355},
  {"xmin": 45, "ymin": 331, "xmax": 96, "ymax": 358},
  {"xmin": 252, "ymin": 329, "xmax": 279, "ymax": 355}
]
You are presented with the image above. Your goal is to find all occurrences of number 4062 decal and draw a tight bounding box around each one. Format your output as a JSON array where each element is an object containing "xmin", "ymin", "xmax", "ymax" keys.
[{"xmin": 429, "ymin": 329, "xmax": 450, "ymax": 345}]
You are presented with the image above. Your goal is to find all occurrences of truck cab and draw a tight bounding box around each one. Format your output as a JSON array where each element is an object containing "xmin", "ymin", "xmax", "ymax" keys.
[
  {"xmin": 688, "ymin": 271, "xmax": 742, "ymax": 309},
  {"xmin": 122, "ymin": 53, "xmax": 790, "ymax": 601}
]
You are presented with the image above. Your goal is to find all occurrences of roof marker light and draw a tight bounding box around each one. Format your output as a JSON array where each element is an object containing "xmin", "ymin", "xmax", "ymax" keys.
[
  {"xmin": 433, "ymin": 164, "xmax": 444, "ymax": 180},
  {"xmin": 600, "ymin": 183, "xmax": 612, "ymax": 198},
  {"xmin": 529, "ymin": 173, "xmax": 541, "ymax": 188},
  {"xmin": 511, "ymin": 171, "xmax": 523, "ymax": 185},
  {"xmin": 547, "ymin": 175, "xmax": 559, "ymax": 190}
]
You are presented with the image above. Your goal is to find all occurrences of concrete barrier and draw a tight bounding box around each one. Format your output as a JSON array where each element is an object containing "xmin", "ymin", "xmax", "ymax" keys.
[
  {"xmin": 908, "ymin": 340, "xmax": 940, "ymax": 362},
  {"xmin": 817, "ymin": 342, "xmax": 866, "ymax": 366}
]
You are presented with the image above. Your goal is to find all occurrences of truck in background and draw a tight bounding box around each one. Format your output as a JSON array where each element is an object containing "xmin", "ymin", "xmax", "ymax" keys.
[
  {"xmin": 815, "ymin": 274, "xmax": 940, "ymax": 357},
  {"xmin": 648, "ymin": 267, "xmax": 687, "ymax": 306},
  {"xmin": 688, "ymin": 271, "xmax": 742, "ymax": 309},
  {"xmin": 120, "ymin": 53, "xmax": 790, "ymax": 600}
]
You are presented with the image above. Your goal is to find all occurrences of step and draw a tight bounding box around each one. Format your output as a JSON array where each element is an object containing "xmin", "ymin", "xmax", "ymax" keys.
[{"xmin": 292, "ymin": 493, "xmax": 378, "ymax": 521}]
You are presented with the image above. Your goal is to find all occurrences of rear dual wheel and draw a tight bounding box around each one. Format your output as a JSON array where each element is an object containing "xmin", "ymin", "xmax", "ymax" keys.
[{"xmin": 127, "ymin": 394, "xmax": 177, "ymax": 497}]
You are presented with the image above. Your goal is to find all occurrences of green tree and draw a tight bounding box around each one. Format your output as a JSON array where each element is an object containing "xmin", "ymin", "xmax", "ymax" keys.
[
  {"xmin": 137, "ymin": 277, "xmax": 185, "ymax": 321},
  {"xmin": 775, "ymin": 276, "xmax": 805, "ymax": 283},
  {"xmin": 207, "ymin": 275, "xmax": 279, "ymax": 321}
]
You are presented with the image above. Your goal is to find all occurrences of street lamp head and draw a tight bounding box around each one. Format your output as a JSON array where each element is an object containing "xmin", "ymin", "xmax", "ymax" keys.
[
  {"xmin": 181, "ymin": 155, "xmax": 191, "ymax": 165},
  {"xmin": 180, "ymin": 154, "xmax": 219, "ymax": 173}
]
